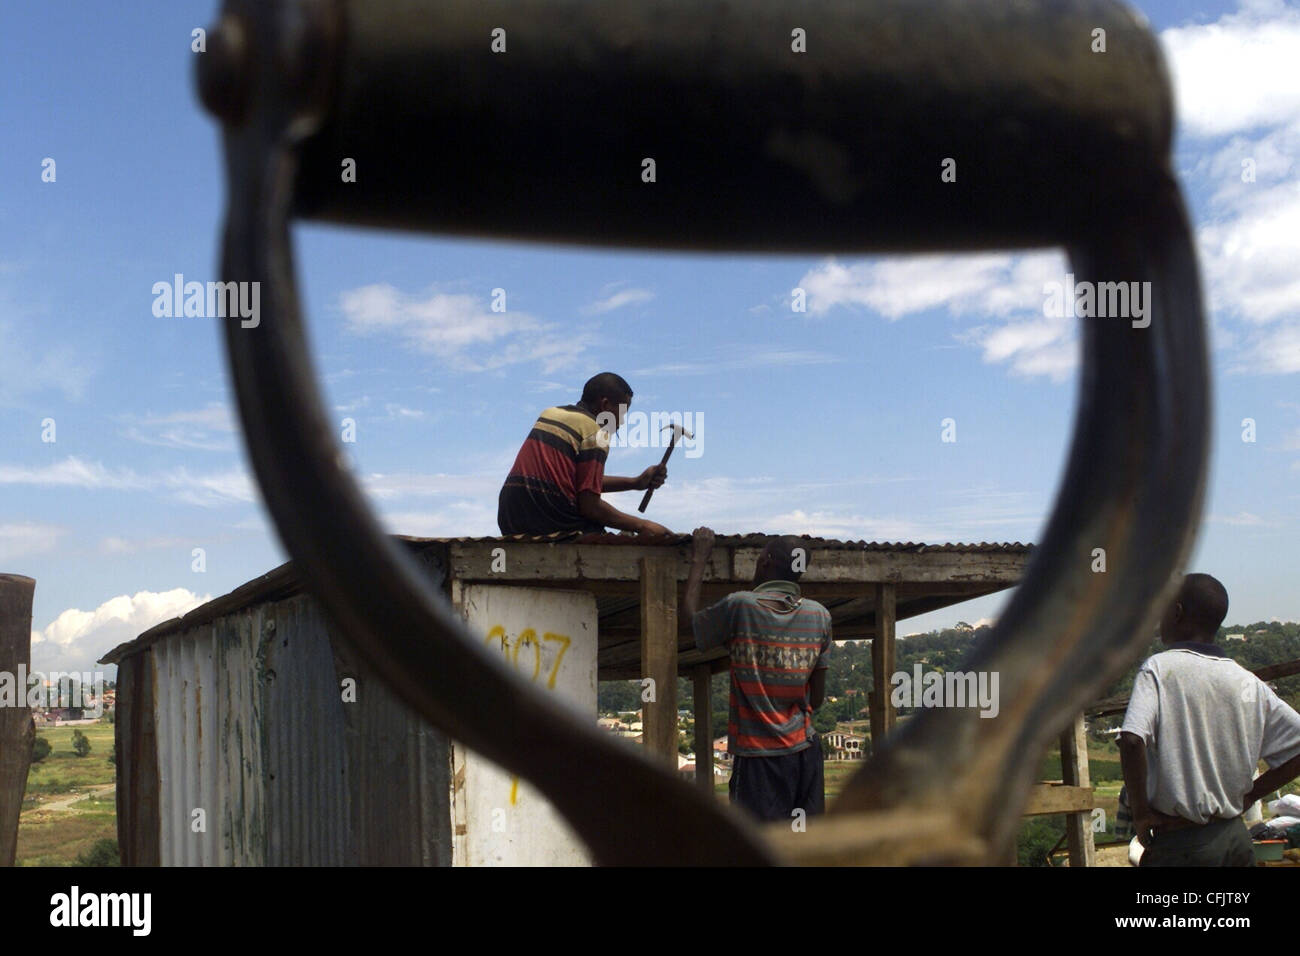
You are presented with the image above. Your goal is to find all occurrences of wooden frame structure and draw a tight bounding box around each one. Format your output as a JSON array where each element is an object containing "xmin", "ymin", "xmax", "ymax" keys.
[{"xmin": 438, "ymin": 533, "xmax": 1031, "ymax": 778}]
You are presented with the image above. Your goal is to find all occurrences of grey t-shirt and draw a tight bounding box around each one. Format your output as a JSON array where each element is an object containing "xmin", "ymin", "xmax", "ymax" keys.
[{"xmin": 1121, "ymin": 644, "xmax": 1300, "ymax": 824}]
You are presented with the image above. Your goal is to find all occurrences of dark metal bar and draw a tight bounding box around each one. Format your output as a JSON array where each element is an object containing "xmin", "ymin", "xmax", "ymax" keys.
[
  {"xmin": 199, "ymin": 0, "xmax": 1208, "ymax": 864},
  {"xmin": 834, "ymin": 182, "xmax": 1209, "ymax": 859},
  {"xmin": 293, "ymin": 0, "xmax": 1171, "ymax": 252}
]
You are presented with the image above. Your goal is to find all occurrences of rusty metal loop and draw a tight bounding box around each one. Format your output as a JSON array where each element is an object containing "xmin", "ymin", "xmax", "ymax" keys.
[{"xmin": 202, "ymin": 0, "xmax": 1208, "ymax": 864}]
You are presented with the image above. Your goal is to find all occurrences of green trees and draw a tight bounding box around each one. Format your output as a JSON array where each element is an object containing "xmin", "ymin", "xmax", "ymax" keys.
[
  {"xmin": 71, "ymin": 729, "xmax": 91, "ymax": 758},
  {"xmin": 31, "ymin": 735, "xmax": 52, "ymax": 763}
]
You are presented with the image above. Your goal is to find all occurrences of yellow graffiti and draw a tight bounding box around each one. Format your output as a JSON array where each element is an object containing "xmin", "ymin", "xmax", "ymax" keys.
[
  {"xmin": 482, "ymin": 624, "xmax": 572, "ymax": 805},
  {"xmin": 512, "ymin": 628, "xmax": 541, "ymax": 680},
  {"xmin": 542, "ymin": 632, "xmax": 571, "ymax": 690}
]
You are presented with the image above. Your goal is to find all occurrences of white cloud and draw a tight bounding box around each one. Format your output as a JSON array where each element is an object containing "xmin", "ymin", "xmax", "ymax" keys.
[
  {"xmin": 633, "ymin": 348, "xmax": 839, "ymax": 376},
  {"xmin": 1233, "ymin": 321, "xmax": 1300, "ymax": 374},
  {"xmin": 1198, "ymin": 182, "xmax": 1300, "ymax": 325},
  {"xmin": 799, "ymin": 253, "xmax": 1034, "ymax": 320},
  {"xmin": 0, "ymin": 318, "xmax": 93, "ymax": 404},
  {"xmin": 1162, "ymin": 1, "xmax": 1300, "ymax": 139},
  {"xmin": 120, "ymin": 403, "xmax": 236, "ymax": 451},
  {"xmin": 29, "ymin": 588, "xmax": 211, "ymax": 675},
  {"xmin": 1210, "ymin": 511, "xmax": 1270, "ymax": 527},
  {"xmin": 797, "ymin": 251, "xmax": 1076, "ymax": 382},
  {"xmin": 379, "ymin": 502, "xmax": 500, "ymax": 537},
  {"xmin": 1159, "ymin": 2, "xmax": 1300, "ymax": 376},
  {"xmin": 339, "ymin": 284, "xmax": 591, "ymax": 373},
  {"xmin": 762, "ymin": 509, "xmax": 933, "ymax": 541},
  {"xmin": 0, "ymin": 522, "xmax": 65, "ymax": 561},
  {"xmin": 0, "ymin": 457, "xmax": 256, "ymax": 506},
  {"xmin": 98, "ymin": 535, "xmax": 191, "ymax": 556},
  {"xmin": 582, "ymin": 285, "xmax": 654, "ymax": 315},
  {"xmin": 361, "ymin": 470, "xmax": 501, "ymax": 500}
]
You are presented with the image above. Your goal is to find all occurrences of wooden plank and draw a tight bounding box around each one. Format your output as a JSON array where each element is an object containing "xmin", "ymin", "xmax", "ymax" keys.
[
  {"xmin": 1088, "ymin": 655, "xmax": 1300, "ymax": 718},
  {"xmin": 116, "ymin": 650, "xmax": 161, "ymax": 866},
  {"xmin": 0, "ymin": 575, "xmax": 35, "ymax": 867},
  {"xmin": 1060, "ymin": 714, "xmax": 1096, "ymax": 867},
  {"xmin": 640, "ymin": 557, "xmax": 678, "ymax": 765},
  {"xmin": 1022, "ymin": 784, "xmax": 1095, "ymax": 816},
  {"xmin": 449, "ymin": 542, "xmax": 1028, "ymax": 586},
  {"xmin": 693, "ymin": 665, "xmax": 713, "ymax": 790},
  {"xmin": 870, "ymin": 583, "xmax": 897, "ymax": 741}
]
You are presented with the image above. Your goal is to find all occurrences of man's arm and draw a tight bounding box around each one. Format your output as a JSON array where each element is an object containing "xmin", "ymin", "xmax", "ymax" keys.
[
  {"xmin": 1248, "ymin": 686, "xmax": 1300, "ymax": 805},
  {"xmin": 1118, "ymin": 732, "xmax": 1180, "ymax": 844},
  {"xmin": 1245, "ymin": 753, "xmax": 1300, "ymax": 807},
  {"xmin": 602, "ymin": 465, "xmax": 667, "ymax": 493},
  {"xmin": 808, "ymin": 668, "xmax": 827, "ymax": 711},
  {"xmin": 577, "ymin": 491, "xmax": 670, "ymax": 535},
  {"xmin": 681, "ymin": 527, "xmax": 713, "ymax": 622},
  {"xmin": 1118, "ymin": 732, "xmax": 1155, "ymax": 844},
  {"xmin": 684, "ymin": 528, "xmax": 736, "ymax": 651}
]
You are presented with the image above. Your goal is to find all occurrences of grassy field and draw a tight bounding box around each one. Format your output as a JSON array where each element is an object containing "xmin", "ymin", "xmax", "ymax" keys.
[{"xmin": 17, "ymin": 721, "xmax": 119, "ymax": 866}]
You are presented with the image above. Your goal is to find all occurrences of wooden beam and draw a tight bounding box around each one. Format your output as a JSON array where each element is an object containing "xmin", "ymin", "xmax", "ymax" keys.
[
  {"xmin": 870, "ymin": 583, "xmax": 897, "ymax": 741},
  {"xmin": 0, "ymin": 574, "xmax": 35, "ymax": 867},
  {"xmin": 693, "ymin": 665, "xmax": 713, "ymax": 790},
  {"xmin": 448, "ymin": 541, "xmax": 1028, "ymax": 587},
  {"xmin": 1088, "ymin": 655, "xmax": 1300, "ymax": 718},
  {"xmin": 1059, "ymin": 714, "xmax": 1096, "ymax": 867},
  {"xmin": 640, "ymin": 557, "xmax": 678, "ymax": 765},
  {"xmin": 1022, "ymin": 784, "xmax": 1096, "ymax": 816}
]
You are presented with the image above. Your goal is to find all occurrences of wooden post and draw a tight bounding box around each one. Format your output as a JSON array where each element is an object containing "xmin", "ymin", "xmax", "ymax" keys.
[
  {"xmin": 0, "ymin": 575, "xmax": 36, "ymax": 867},
  {"xmin": 693, "ymin": 665, "xmax": 713, "ymax": 789},
  {"xmin": 1060, "ymin": 713, "xmax": 1096, "ymax": 867},
  {"xmin": 870, "ymin": 583, "xmax": 897, "ymax": 741},
  {"xmin": 639, "ymin": 557, "xmax": 678, "ymax": 765}
]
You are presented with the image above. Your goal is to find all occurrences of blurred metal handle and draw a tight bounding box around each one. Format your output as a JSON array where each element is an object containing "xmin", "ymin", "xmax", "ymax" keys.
[{"xmin": 199, "ymin": 0, "xmax": 1207, "ymax": 864}]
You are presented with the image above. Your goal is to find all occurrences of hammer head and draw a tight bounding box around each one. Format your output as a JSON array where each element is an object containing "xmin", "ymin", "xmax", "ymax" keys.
[{"xmin": 661, "ymin": 424, "xmax": 694, "ymax": 440}]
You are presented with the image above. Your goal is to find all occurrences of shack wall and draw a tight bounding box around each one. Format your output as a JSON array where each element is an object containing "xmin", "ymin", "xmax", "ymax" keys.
[{"xmin": 452, "ymin": 585, "xmax": 597, "ymax": 866}]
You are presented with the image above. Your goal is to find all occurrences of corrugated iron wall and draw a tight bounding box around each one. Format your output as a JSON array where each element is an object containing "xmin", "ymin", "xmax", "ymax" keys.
[{"xmin": 122, "ymin": 593, "xmax": 451, "ymax": 865}]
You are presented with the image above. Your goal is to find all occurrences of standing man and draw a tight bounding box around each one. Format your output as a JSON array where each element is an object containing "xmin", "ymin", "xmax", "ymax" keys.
[
  {"xmin": 684, "ymin": 528, "xmax": 833, "ymax": 823},
  {"xmin": 1119, "ymin": 573, "xmax": 1300, "ymax": 866},
  {"xmin": 498, "ymin": 372, "xmax": 671, "ymax": 536}
]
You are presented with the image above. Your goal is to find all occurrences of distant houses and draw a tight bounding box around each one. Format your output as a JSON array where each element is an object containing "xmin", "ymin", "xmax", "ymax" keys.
[{"xmin": 823, "ymin": 728, "xmax": 867, "ymax": 760}]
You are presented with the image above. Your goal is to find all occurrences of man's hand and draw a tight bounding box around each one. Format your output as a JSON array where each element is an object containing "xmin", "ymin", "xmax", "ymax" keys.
[
  {"xmin": 692, "ymin": 526, "xmax": 716, "ymax": 558},
  {"xmin": 635, "ymin": 464, "xmax": 667, "ymax": 491},
  {"xmin": 637, "ymin": 519, "xmax": 671, "ymax": 536},
  {"xmin": 1134, "ymin": 808, "xmax": 1183, "ymax": 846}
]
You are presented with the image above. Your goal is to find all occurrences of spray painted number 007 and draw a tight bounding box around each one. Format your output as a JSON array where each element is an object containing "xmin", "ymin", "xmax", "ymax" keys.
[{"xmin": 484, "ymin": 626, "xmax": 571, "ymax": 689}]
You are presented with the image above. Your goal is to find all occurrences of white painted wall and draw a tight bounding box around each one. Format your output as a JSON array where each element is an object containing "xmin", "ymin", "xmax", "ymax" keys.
[{"xmin": 451, "ymin": 585, "xmax": 597, "ymax": 866}]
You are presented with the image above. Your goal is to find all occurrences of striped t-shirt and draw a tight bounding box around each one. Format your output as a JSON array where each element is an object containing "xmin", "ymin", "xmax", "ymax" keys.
[
  {"xmin": 498, "ymin": 404, "xmax": 610, "ymax": 535},
  {"xmin": 693, "ymin": 580, "xmax": 833, "ymax": 757}
]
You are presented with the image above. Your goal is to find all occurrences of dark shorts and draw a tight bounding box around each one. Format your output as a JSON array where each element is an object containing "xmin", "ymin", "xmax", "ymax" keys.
[
  {"xmin": 728, "ymin": 739, "xmax": 825, "ymax": 824},
  {"xmin": 1140, "ymin": 816, "xmax": 1254, "ymax": 867}
]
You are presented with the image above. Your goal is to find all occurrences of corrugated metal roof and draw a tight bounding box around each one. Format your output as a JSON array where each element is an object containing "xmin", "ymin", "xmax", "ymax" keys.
[
  {"xmin": 399, "ymin": 532, "xmax": 1033, "ymax": 553},
  {"xmin": 102, "ymin": 534, "xmax": 1033, "ymax": 664}
]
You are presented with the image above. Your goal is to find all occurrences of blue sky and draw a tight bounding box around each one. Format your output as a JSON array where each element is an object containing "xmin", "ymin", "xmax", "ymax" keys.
[{"xmin": 2, "ymin": 0, "xmax": 1298, "ymax": 675}]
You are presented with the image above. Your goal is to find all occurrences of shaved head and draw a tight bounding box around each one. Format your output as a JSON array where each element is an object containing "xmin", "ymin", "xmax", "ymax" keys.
[
  {"xmin": 754, "ymin": 535, "xmax": 806, "ymax": 585},
  {"xmin": 1160, "ymin": 573, "xmax": 1229, "ymax": 644}
]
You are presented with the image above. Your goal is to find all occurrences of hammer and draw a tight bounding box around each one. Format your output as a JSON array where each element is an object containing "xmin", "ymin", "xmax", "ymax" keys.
[{"xmin": 638, "ymin": 424, "xmax": 693, "ymax": 513}]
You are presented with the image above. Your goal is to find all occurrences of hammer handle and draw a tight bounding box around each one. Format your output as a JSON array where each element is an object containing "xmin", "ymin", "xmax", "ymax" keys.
[{"xmin": 637, "ymin": 432, "xmax": 679, "ymax": 513}]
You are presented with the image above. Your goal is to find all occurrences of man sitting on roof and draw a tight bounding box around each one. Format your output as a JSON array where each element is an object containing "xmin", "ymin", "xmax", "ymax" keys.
[
  {"xmin": 684, "ymin": 528, "xmax": 833, "ymax": 823},
  {"xmin": 497, "ymin": 372, "xmax": 672, "ymax": 536}
]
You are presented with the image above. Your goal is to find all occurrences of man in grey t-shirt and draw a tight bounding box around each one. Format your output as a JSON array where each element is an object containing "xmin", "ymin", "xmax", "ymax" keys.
[{"xmin": 1119, "ymin": 574, "xmax": 1300, "ymax": 866}]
